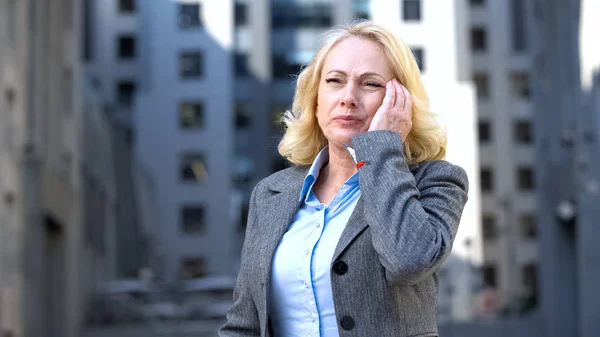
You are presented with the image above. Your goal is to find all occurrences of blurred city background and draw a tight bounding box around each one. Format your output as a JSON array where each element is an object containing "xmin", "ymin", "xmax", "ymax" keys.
[{"xmin": 0, "ymin": 0, "xmax": 598, "ymax": 336}]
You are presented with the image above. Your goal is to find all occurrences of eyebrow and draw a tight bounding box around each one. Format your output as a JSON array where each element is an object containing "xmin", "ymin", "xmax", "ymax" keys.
[{"xmin": 326, "ymin": 69, "xmax": 385, "ymax": 80}]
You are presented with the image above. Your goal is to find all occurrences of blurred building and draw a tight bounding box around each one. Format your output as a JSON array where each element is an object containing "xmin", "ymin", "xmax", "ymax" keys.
[
  {"xmin": 82, "ymin": 0, "xmax": 149, "ymax": 280},
  {"xmin": 365, "ymin": 0, "xmax": 482, "ymax": 323},
  {"xmin": 133, "ymin": 0, "xmax": 238, "ymax": 281},
  {"xmin": 0, "ymin": 1, "xmax": 147, "ymax": 337},
  {"xmin": 440, "ymin": 0, "xmax": 600, "ymax": 336},
  {"xmin": 467, "ymin": 0, "xmax": 539, "ymax": 314},
  {"xmin": 80, "ymin": 1, "xmax": 483, "ymax": 322}
]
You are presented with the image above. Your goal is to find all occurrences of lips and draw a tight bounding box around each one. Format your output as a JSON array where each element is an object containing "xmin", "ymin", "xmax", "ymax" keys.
[{"xmin": 333, "ymin": 115, "xmax": 362, "ymax": 122}]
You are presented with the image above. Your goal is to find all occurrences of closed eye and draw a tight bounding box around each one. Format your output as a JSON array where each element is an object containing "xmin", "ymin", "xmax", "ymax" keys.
[
  {"xmin": 325, "ymin": 78, "xmax": 342, "ymax": 84},
  {"xmin": 365, "ymin": 82, "xmax": 384, "ymax": 88}
]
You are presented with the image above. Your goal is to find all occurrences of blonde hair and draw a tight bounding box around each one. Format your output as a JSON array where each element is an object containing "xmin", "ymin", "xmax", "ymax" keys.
[{"xmin": 277, "ymin": 21, "xmax": 446, "ymax": 166}]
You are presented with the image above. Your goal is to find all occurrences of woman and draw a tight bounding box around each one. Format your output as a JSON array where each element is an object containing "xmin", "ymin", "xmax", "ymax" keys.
[{"xmin": 220, "ymin": 22, "xmax": 468, "ymax": 337}]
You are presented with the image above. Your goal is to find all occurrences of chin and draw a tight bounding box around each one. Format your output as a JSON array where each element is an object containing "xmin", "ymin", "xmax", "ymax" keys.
[{"xmin": 327, "ymin": 129, "xmax": 362, "ymax": 146}]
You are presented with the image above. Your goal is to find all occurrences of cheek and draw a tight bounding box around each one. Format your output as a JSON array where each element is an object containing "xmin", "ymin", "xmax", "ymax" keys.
[{"xmin": 365, "ymin": 93, "xmax": 385, "ymax": 117}]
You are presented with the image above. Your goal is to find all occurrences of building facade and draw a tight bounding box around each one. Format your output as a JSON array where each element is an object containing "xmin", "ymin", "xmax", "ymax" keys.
[
  {"xmin": 467, "ymin": 0, "xmax": 539, "ymax": 314},
  {"xmin": 108, "ymin": 1, "xmax": 483, "ymax": 323},
  {"xmin": 0, "ymin": 0, "xmax": 142, "ymax": 336}
]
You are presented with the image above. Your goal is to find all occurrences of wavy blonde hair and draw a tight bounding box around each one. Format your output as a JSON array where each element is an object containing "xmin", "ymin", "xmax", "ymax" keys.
[{"xmin": 277, "ymin": 21, "xmax": 446, "ymax": 166}]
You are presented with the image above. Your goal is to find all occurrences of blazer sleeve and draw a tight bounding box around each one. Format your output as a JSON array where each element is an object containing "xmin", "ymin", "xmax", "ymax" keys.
[
  {"xmin": 218, "ymin": 182, "xmax": 262, "ymax": 337},
  {"xmin": 351, "ymin": 130, "xmax": 469, "ymax": 286}
]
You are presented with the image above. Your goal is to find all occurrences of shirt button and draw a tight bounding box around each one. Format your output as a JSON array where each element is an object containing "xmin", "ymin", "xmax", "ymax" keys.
[
  {"xmin": 304, "ymin": 281, "xmax": 309, "ymax": 288},
  {"xmin": 316, "ymin": 222, "xmax": 321, "ymax": 228},
  {"xmin": 304, "ymin": 249, "xmax": 310, "ymax": 255}
]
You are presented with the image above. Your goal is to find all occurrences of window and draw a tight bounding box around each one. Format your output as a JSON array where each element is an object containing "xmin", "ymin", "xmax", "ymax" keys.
[
  {"xmin": 520, "ymin": 213, "xmax": 537, "ymax": 239},
  {"xmin": 482, "ymin": 213, "xmax": 497, "ymax": 240},
  {"xmin": 180, "ymin": 51, "xmax": 203, "ymax": 79},
  {"xmin": 355, "ymin": 11, "xmax": 370, "ymax": 20},
  {"xmin": 180, "ymin": 257, "xmax": 206, "ymax": 280},
  {"xmin": 234, "ymin": 53, "xmax": 250, "ymax": 78},
  {"xmin": 517, "ymin": 167, "xmax": 534, "ymax": 190},
  {"xmin": 233, "ymin": 155, "xmax": 254, "ymax": 185},
  {"xmin": 272, "ymin": 55, "xmax": 303, "ymax": 79},
  {"xmin": 402, "ymin": 0, "xmax": 421, "ymax": 21},
  {"xmin": 481, "ymin": 167, "xmax": 494, "ymax": 192},
  {"xmin": 117, "ymin": 35, "xmax": 136, "ymax": 59},
  {"xmin": 63, "ymin": 68, "xmax": 73, "ymax": 115},
  {"xmin": 514, "ymin": 120, "xmax": 533, "ymax": 144},
  {"xmin": 181, "ymin": 205, "xmax": 205, "ymax": 234},
  {"xmin": 479, "ymin": 120, "xmax": 491, "ymax": 143},
  {"xmin": 354, "ymin": 0, "xmax": 370, "ymax": 20},
  {"xmin": 235, "ymin": 103, "xmax": 252, "ymax": 129},
  {"xmin": 235, "ymin": 3, "xmax": 247, "ymax": 26},
  {"xmin": 522, "ymin": 264, "xmax": 538, "ymax": 296},
  {"xmin": 511, "ymin": 0, "xmax": 528, "ymax": 52},
  {"xmin": 119, "ymin": 0, "xmax": 136, "ymax": 13},
  {"xmin": 83, "ymin": 0, "xmax": 93, "ymax": 61},
  {"xmin": 8, "ymin": 0, "xmax": 16, "ymax": 43},
  {"xmin": 482, "ymin": 264, "xmax": 497, "ymax": 288},
  {"xmin": 510, "ymin": 72, "xmax": 531, "ymax": 98},
  {"xmin": 180, "ymin": 102, "xmax": 204, "ymax": 129},
  {"xmin": 471, "ymin": 27, "xmax": 487, "ymax": 52},
  {"xmin": 181, "ymin": 153, "xmax": 208, "ymax": 182},
  {"xmin": 64, "ymin": 0, "xmax": 73, "ymax": 30},
  {"xmin": 473, "ymin": 72, "xmax": 490, "ymax": 98},
  {"xmin": 271, "ymin": 3, "xmax": 332, "ymax": 28},
  {"xmin": 116, "ymin": 81, "xmax": 136, "ymax": 107},
  {"xmin": 179, "ymin": 3, "xmax": 202, "ymax": 28},
  {"xmin": 411, "ymin": 47, "xmax": 425, "ymax": 72},
  {"xmin": 4, "ymin": 88, "xmax": 15, "ymax": 147},
  {"xmin": 470, "ymin": 0, "xmax": 485, "ymax": 6}
]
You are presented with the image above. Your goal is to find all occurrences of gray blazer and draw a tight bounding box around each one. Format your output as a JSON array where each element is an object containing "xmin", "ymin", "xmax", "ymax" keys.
[{"xmin": 219, "ymin": 130, "xmax": 469, "ymax": 337}]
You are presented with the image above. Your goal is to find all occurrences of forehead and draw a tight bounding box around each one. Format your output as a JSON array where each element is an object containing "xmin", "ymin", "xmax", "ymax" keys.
[{"xmin": 322, "ymin": 36, "xmax": 392, "ymax": 76}]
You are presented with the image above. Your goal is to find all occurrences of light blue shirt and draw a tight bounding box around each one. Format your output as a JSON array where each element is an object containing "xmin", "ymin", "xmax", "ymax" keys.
[{"xmin": 269, "ymin": 147, "xmax": 362, "ymax": 337}]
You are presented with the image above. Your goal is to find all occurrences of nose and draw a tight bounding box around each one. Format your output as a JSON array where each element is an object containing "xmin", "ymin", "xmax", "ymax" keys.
[{"xmin": 340, "ymin": 83, "xmax": 358, "ymax": 109}]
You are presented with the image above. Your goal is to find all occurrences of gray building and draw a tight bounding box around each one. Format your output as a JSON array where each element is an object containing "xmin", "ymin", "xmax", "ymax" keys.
[
  {"xmin": 468, "ymin": 0, "xmax": 539, "ymax": 312},
  {"xmin": 131, "ymin": 0, "xmax": 358, "ymax": 282},
  {"xmin": 441, "ymin": 0, "xmax": 600, "ymax": 336},
  {"xmin": 0, "ymin": 0, "xmax": 123, "ymax": 336}
]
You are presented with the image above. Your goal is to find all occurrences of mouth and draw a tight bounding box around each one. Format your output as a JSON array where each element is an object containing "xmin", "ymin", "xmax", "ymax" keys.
[{"xmin": 333, "ymin": 116, "xmax": 362, "ymax": 123}]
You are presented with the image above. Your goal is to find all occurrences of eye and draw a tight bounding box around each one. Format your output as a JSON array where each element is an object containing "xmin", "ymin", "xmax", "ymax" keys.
[
  {"xmin": 325, "ymin": 78, "xmax": 342, "ymax": 84},
  {"xmin": 365, "ymin": 81, "xmax": 383, "ymax": 88}
]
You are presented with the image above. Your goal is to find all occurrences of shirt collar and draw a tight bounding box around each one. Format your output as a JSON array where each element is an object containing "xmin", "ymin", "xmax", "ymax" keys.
[{"xmin": 299, "ymin": 146, "xmax": 329, "ymax": 202}]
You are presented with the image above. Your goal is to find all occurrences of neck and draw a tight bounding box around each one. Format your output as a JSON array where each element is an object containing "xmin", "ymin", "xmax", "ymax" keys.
[{"xmin": 324, "ymin": 143, "xmax": 357, "ymax": 185}]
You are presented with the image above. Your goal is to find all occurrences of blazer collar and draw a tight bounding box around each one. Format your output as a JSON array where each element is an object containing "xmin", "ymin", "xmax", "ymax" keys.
[{"xmin": 265, "ymin": 165, "xmax": 310, "ymax": 193}]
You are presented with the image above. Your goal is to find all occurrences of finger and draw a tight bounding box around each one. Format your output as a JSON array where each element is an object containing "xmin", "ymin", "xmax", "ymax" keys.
[
  {"xmin": 392, "ymin": 79, "xmax": 404, "ymax": 111},
  {"xmin": 380, "ymin": 81, "xmax": 395, "ymax": 111},
  {"xmin": 400, "ymin": 84, "xmax": 413, "ymax": 115}
]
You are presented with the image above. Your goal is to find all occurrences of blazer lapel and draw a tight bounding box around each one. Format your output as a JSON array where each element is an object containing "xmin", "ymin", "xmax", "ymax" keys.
[{"xmin": 332, "ymin": 197, "xmax": 368, "ymax": 262}]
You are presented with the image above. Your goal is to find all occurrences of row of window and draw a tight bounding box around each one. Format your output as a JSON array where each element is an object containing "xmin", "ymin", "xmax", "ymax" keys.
[
  {"xmin": 479, "ymin": 120, "xmax": 533, "ymax": 144},
  {"xmin": 118, "ymin": 0, "xmax": 246, "ymax": 28},
  {"xmin": 481, "ymin": 167, "xmax": 535, "ymax": 192},
  {"xmin": 474, "ymin": 72, "xmax": 531, "ymax": 100},
  {"xmin": 482, "ymin": 212, "xmax": 537, "ymax": 241},
  {"xmin": 470, "ymin": 0, "xmax": 528, "ymax": 53},
  {"xmin": 482, "ymin": 263, "xmax": 538, "ymax": 296}
]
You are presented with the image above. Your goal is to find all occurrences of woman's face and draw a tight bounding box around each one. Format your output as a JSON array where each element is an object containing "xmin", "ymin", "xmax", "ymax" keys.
[{"xmin": 316, "ymin": 36, "xmax": 394, "ymax": 147}]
